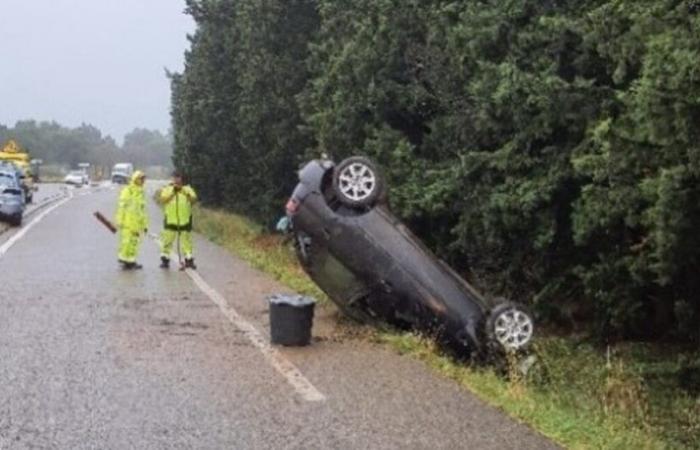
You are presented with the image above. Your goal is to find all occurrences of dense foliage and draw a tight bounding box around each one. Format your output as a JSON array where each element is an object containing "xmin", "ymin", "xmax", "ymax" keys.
[
  {"xmin": 171, "ymin": 0, "xmax": 700, "ymax": 341},
  {"xmin": 170, "ymin": 0, "xmax": 317, "ymax": 220},
  {"xmin": 0, "ymin": 120, "xmax": 173, "ymax": 171}
]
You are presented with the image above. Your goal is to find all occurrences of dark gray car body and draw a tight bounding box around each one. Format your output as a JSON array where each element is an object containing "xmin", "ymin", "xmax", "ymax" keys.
[
  {"xmin": 0, "ymin": 168, "xmax": 26, "ymax": 226},
  {"xmin": 288, "ymin": 159, "xmax": 494, "ymax": 357}
]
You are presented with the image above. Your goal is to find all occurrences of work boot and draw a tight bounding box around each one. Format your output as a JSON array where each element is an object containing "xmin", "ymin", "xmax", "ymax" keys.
[
  {"xmin": 121, "ymin": 261, "xmax": 142, "ymax": 270},
  {"xmin": 184, "ymin": 258, "xmax": 197, "ymax": 270},
  {"xmin": 160, "ymin": 257, "xmax": 170, "ymax": 269}
]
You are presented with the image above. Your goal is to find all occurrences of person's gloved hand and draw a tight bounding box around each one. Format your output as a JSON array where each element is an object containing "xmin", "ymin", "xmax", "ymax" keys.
[{"xmin": 275, "ymin": 216, "xmax": 291, "ymax": 233}]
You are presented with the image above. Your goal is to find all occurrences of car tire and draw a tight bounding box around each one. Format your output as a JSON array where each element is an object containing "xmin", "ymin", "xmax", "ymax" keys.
[
  {"xmin": 10, "ymin": 214, "xmax": 22, "ymax": 227},
  {"xmin": 332, "ymin": 156, "xmax": 384, "ymax": 208},
  {"xmin": 485, "ymin": 301, "xmax": 534, "ymax": 352}
]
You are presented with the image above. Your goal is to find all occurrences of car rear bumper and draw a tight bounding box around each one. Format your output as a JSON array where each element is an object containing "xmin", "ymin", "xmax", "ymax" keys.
[
  {"xmin": 0, "ymin": 203, "xmax": 23, "ymax": 217},
  {"xmin": 111, "ymin": 175, "xmax": 128, "ymax": 184}
]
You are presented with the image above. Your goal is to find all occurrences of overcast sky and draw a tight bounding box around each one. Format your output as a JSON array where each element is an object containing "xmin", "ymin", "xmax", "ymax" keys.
[{"xmin": 0, "ymin": 0, "xmax": 194, "ymax": 142}]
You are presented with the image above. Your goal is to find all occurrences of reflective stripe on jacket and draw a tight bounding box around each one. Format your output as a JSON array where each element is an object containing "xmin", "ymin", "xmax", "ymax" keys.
[{"xmin": 160, "ymin": 185, "xmax": 197, "ymax": 231}]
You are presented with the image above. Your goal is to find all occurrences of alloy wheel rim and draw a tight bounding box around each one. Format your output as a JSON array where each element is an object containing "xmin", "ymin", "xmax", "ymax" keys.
[
  {"xmin": 494, "ymin": 309, "xmax": 533, "ymax": 350},
  {"xmin": 338, "ymin": 163, "xmax": 376, "ymax": 202}
]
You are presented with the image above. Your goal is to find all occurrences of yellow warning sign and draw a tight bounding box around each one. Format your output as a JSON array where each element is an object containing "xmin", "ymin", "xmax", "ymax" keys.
[{"xmin": 0, "ymin": 140, "xmax": 30, "ymax": 162}]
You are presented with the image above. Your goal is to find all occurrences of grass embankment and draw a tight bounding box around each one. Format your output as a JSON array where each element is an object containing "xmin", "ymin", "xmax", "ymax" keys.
[
  {"xmin": 195, "ymin": 206, "xmax": 328, "ymax": 302},
  {"xmin": 194, "ymin": 205, "xmax": 699, "ymax": 450}
]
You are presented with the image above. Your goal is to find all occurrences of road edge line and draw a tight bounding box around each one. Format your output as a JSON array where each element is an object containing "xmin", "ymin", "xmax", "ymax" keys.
[
  {"xmin": 0, "ymin": 189, "xmax": 67, "ymax": 238},
  {"xmin": 186, "ymin": 269, "xmax": 327, "ymax": 402},
  {"xmin": 144, "ymin": 230, "xmax": 326, "ymax": 402},
  {"xmin": 0, "ymin": 193, "xmax": 73, "ymax": 258}
]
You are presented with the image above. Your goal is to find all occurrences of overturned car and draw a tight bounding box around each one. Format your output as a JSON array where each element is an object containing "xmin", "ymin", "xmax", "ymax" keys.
[{"xmin": 284, "ymin": 156, "xmax": 534, "ymax": 359}]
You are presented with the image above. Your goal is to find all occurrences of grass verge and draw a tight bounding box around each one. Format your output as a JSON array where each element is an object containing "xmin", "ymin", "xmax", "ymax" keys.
[
  {"xmin": 194, "ymin": 206, "xmax": 328, "ymax": 302},
  {"xmin": 194, "ymin": 205, "xmax": 700, "ymax": 449}
]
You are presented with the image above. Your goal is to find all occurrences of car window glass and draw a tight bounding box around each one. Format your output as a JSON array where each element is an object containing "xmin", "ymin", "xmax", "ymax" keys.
[{"xmin": 0, "ymin": 173, "xmax": 18, "ymax": 190}]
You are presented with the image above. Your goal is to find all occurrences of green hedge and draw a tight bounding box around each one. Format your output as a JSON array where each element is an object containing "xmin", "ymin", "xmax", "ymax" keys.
[{"xmin": 171, "ymin": 0, "xmax": 700, "ymax": 341}]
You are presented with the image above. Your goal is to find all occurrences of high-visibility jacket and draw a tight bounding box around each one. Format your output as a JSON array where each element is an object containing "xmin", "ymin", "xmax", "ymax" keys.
[
  {"xmin": 115, "ymin": 172, "xmax": 148, "ymax": 231},
  {"xmin": 160, "ymin": 184, "xmax": 197, "ymax": 231}
]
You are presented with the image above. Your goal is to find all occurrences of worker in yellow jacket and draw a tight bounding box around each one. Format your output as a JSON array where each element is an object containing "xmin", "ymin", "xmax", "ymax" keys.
[
  {"xmin": 115, "ymin": 171, "xmax": 148, "ymax": 270},
  {"xmin": 159, "ymin": 171, "xmax": 197, "ymax": 269}
]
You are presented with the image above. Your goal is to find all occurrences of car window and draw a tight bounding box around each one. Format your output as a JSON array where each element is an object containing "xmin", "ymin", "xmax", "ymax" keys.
[
  {"xmin": 0, "ymin": 173, "xmax": 18, "ymax": 189},
  {"xmin": 302, "ymin": 239, "xmax": 368, "ymax": 302}
]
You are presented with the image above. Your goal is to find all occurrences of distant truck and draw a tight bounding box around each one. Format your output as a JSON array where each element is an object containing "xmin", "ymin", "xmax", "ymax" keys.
[{"xmin": 111, "ymin": 163, "xmax": 134, "ymax": 184}]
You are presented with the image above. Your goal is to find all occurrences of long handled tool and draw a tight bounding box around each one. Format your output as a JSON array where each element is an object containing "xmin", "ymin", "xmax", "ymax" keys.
[
  {"xmin": 94, "ymin": 211, "xmax": 117, "ymax": 234},
  {"xmin": 175, "ymin": 189, "xmax": 186, "ymax": 271},
  {"xmin": 176, "ymin": 228, "xmax": 185, "ymax": 271}
]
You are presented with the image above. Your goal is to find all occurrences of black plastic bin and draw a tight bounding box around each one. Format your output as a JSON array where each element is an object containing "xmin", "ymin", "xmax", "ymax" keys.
[{"xmin": 268, "ymin": 294, "xmax": 315, "ymax": 346}]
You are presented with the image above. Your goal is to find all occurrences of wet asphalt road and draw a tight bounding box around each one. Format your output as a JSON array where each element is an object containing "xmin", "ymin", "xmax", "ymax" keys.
[
  {"xmin": 0, "ymin": 184, "xmax": 66, "ymax": 235},
  {"xmin": 0, "ymin": 184, "xmax": 560, "ymax": 449}
]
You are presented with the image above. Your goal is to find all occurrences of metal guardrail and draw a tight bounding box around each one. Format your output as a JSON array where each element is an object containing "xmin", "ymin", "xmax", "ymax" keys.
[{"xmin": 0, "ymin": 185, "xmax": 69, "ymax": 238}]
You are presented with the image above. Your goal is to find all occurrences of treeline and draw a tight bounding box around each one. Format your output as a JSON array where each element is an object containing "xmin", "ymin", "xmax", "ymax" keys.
[
  {"xmin": 171, "ymin": 0, "xmax": 700, "ymax": 341},
  {"xmin": 0, "ymin": 120, "xmax": 173, "ymax": 171}
]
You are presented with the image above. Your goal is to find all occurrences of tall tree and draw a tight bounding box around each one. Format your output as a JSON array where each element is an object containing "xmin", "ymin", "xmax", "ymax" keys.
[
  {"xmin": 170, "ymin": 0, "xmax": 700, "ymax": 341},
  {"xmin": 171, "ymin": 0, "xmax": 318, "ymax": 221}
]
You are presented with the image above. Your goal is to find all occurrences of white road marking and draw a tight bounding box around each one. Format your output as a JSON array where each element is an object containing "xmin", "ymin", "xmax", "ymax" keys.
[
  {"xmin": 143, "ymin": 194, "xmax": 325, "ymax": 401},
  {"xmin": 0, "ymin": 194, "xmax": 72, "ymax": 259},
  {"xmin": 1, "ymin": 187, "xmax": 325, "ymax": 401},
  {"xmin": 148, "ymin": 229, "xmax": 325, "ymax": 401},
  {"xmin": 186, "ymin": 269, "xmax": 326, "ymax": 402}
]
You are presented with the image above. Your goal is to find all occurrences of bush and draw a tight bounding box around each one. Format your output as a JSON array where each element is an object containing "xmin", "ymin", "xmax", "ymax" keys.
[{"xmin": 171, "ymin": 0, "xmax": 700, "ymax": 341}]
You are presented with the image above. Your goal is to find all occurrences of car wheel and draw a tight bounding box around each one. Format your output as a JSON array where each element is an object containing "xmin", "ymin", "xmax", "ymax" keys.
[
  {"xmin": 486, "ymin": 301, "xmax": 534, "ymax": 352},
  {"xmin": 332, "ymin": 156, "xmax": 384, "ymax": 208},
  {"xmin": 11, "ymin": 214, "xmax": 22, "ymax": 227}
]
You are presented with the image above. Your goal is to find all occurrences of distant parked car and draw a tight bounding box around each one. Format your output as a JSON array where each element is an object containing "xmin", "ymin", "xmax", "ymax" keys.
[
  {"xmin": 0, "ymin": 162, "xmax": 21, "ymax": 187},
  {"xmin": 0, "ymin": 168, "xmax": 26, "ymax": 226},
  {"xmin": 284, "ymin": 156, "xmax": 534, "ymax": 359},
  {"xmin": 0, "ymin": 161, "xmax": 34, "ymax": 203},
  {"xmin": 64, "ymin": 170, "xmax": 87, "ymax": 186}
]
